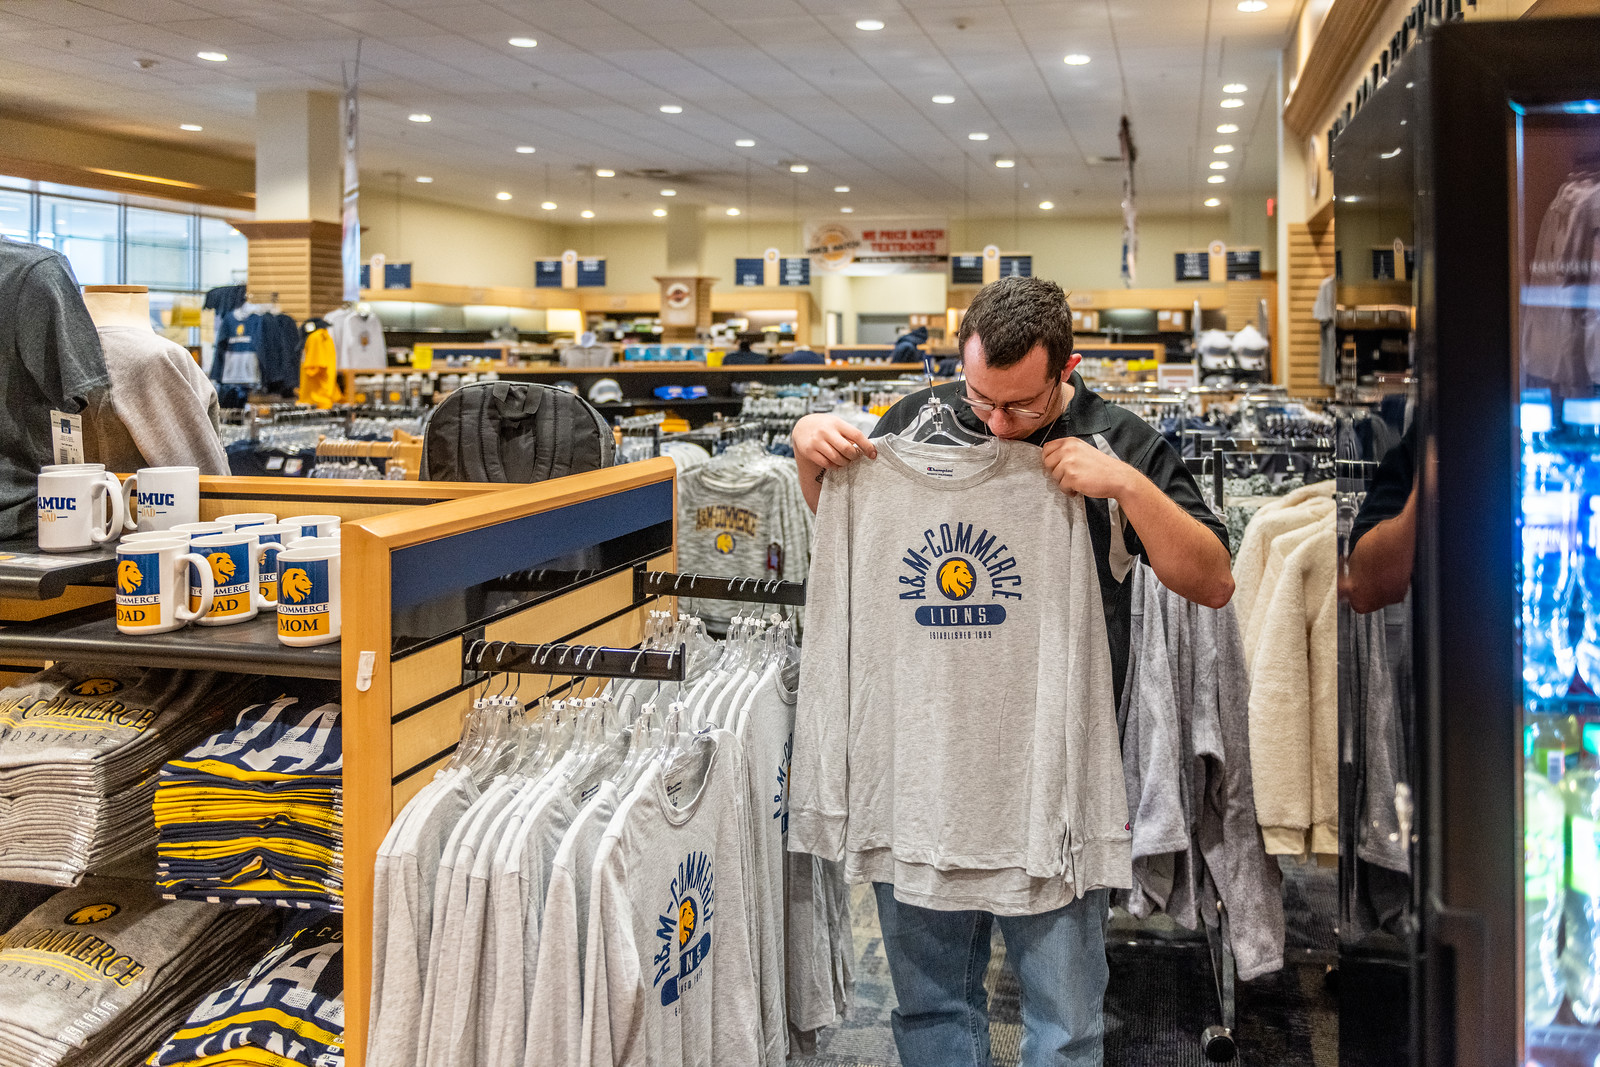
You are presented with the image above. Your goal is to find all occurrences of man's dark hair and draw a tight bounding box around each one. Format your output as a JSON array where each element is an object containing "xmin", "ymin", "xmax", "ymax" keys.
[{"xmin": 958, "ymin": 276, "xmax": 1075, "ymax": 379}]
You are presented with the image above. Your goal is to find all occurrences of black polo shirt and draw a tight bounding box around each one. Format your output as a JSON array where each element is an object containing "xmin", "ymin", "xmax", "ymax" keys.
[{"xmin": 870, "ymin": 373, "xmax": 1227, "ymax": 704}]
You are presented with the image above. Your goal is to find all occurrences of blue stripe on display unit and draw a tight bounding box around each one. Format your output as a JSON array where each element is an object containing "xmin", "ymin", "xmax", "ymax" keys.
[{"xmin": 388, "ymin": 480, "xmax": 673, "ymax": 611}]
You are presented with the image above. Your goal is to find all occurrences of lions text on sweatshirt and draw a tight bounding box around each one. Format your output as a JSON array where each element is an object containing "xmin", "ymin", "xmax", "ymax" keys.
[{"xmin": 789, "ymin": 435, "xmax": 1132, "ymax": 915}]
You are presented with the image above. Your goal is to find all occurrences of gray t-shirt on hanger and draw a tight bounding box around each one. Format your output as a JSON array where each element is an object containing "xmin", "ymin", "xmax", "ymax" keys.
[
  {"xmin": 581, "ymin": 734, "xmax": 763, "ymax": 1067},
  {"xmin": 789, "ymin": 435, "xmax": 1132, "ymax": 915}
]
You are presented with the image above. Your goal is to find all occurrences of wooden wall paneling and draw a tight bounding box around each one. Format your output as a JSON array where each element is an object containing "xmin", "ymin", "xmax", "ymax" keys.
[
  {"xmin": 1287, "ymin": 222, "xmax": 1338, "ymax": 396},
  {"xmin": 338, "ymin": 520, "xmax": 392, "ymax": 1067},
  {"xmin": 1224, "ymin": 278, "xmax": 1279, "ymax": 373}
]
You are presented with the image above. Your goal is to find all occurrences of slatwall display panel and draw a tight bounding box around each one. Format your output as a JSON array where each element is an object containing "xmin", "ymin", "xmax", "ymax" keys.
[
  {"xmin": 1287, "ymin": 222, "xmax": 1337, "ymax": 396},
  {"xmin": 1226, "ymin": 277, "xmax": 1278, "ymax": 363}
]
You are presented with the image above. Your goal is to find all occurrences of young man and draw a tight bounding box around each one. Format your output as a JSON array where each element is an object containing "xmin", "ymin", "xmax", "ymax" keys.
[{"xmin": 790, "ymin": 276, "xmax": 1232, "ymax": 1066}]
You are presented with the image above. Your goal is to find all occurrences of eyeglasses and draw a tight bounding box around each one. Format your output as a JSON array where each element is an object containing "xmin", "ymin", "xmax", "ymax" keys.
[{"xmin": 961, "ymin": 379, "xmax": 1059, "ymax": 421}]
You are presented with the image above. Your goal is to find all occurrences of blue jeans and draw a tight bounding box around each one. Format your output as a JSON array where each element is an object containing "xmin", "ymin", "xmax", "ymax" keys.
[{"xmin": 873, "ymin": 883, "xmax": 1109, "ymax": 1067}]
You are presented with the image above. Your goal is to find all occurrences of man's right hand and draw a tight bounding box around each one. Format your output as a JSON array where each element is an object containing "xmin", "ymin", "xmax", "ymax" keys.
[
  {"xmin": 795, "ymin": 413, "xmax": 878, "ymax": 471},
  {"xmin": 793, "ymin": 413, "xmax": 877, "ymax": 513}
]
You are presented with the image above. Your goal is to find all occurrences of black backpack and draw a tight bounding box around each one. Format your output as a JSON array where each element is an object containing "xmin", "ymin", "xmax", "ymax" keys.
[{"xmin": 420, "ymin": 381, "xmax": 615, "ymax": 482}]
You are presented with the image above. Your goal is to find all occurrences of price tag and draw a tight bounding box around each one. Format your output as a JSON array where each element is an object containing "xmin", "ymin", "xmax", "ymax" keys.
[{"xmin": 49, "ymin": 410, "xmax": 83, "ymax": 465}]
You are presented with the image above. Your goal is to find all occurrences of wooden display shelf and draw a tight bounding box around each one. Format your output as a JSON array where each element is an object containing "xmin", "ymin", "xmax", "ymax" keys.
[{"xmin": 0, "ymin": 606, "xmax": 340, "ymax": 679}]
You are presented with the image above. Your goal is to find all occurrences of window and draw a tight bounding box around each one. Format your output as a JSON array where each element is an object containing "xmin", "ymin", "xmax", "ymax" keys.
[
  {"xmin": 37, "ymin": 196, "xmax": 118, "ymax": 285},
  {"xmin": 0, "ymin": 189, "xmax": 29, "ymax": 241},
  {"xmin": 1, "ymin": 178, "xmax": 248, "ymax": 298},
  {"xmin": 126, "ymin": 206, "xmax": 194, "ymax": 289},
  {"xmin": 199, "ymin": 216, "xmax": 247, "ymax": 290}
]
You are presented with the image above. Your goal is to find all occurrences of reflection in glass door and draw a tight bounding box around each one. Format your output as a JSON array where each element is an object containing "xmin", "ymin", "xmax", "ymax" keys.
[{"xmin": 1516, "ymin": 100, "xmax": 1600, "ymax": 1065}]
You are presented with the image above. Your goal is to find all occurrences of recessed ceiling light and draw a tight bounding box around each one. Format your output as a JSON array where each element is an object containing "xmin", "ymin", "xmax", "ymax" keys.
[
  {"xmin": 726, "ymin": 207, "xmax": 740, "ymax": 216},
  {"xmin": 660, "ymin": 188, "xmax": 677, "ymax": 196},
  {"xmin": 1238, "ymin": 0, "xmax": 1267, "ymax": 10},
  {"xmin": 1209, "ymin": 161, "xmax": 1229, "ymax": 170},
  {"xmin": 416, "ymin": 176, "xmax": 434, "ymax": 183},
  {"xmin": 653, "ymin": 208, "xmax": 667, "ymax": 217},
  {"xmin": 496, "ymin": 191, "xmax": 512, "ymax": 200},
  {"xmin": 196, "ymin": 51, "xmax": 227, "ymax": 62},
  {"xmin": 1217, "ymin": 123, "xmax": 1239, "ymax": 133},
  {"xmin": 409, "ymin": 113, "xmax": 432, "ymax": 122},
  {"xmin": 834, "ymin": 185, "xmax": 850, "ymax": 193},
  {"xmin": 995, "ymin": 158, "xmax": 1015, "ymax": 168},
  {"xmin": 541, "ymin": 201, "xmax": 557, "ymax": 210},
  {"xmin": 789, "ymin": 164, "xmax": 809, "ymax": 173},
  {"xmin": 735, "ymin": 138, "xmax": 755, "ymax": 147},
  {"xmin": 1063, "ymin": 54, "xmax": 1091, "ymax": 65},
  {"xmin": 179, "ymin": 123, "xmax": 202, "ymax": 131},
  {"xmin": 596, "ymin": 168, "xmax": 615, "ymax": 177},
  {"xmin": 1220, "ymin": 98, "xmax": 1244, "ymax": 109},
  {"xmin": 1223, "ymin": 83, "xmax": 1248, "ymax": 93},
  {"xmin": 855, "ymin": 18, "xmax": 885, "ymax": 30},
  {"xmin": 659, "ymin": 104, "xmax": 682, "ymax": 114},
  {"xmin": 1039, "ymin": 201, "xmax": 1054, "ymax": 210},
  {"xmin": 932, "ymin": 94, "xmax": 955, "ymax": 104},
  {"xmin": 968, "ymin": 132, "xmax": 989, "ymax": 141},
  {"xmin": 516, "ymin": 145, "xmax": 535, "ymax": 154},
  {"xmin": 581, "ymin": 209, "xmax": 595, "ymax": 218},
  {"xmin": 1207, "ymin": 175, "xmax": 1226, "ymax": 183},
  {"xmin": 508, "ymin": 36, "xmax": 537, "ymax": 48},
  {"xmin": 1214, "ymin": 144, "xmax": 1235, "ymax": 153},
  {"xmin": 1204, "ymin": 197, "xmax": 1221, "ymax": 207},
  {"xmin": 840, "ymin": 206, "xmax": 854, "ymax": 213}
]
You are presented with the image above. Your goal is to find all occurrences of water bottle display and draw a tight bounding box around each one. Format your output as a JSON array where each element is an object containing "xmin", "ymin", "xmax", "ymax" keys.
[
  {"xmin": 1523, "ymin": 402, "xmax": 1579, "ymax": 699},
  {"xmin": 1567, "ymin": 769, "xmax": 1600, "ymax": 1022},
  {"xmin": 1568, "ymin": 400, "xmax": 1600, "ymax": 694},
  {"xmin": 1529, "ymin": 770, "xmax": 1568, "ymax": 1027}
]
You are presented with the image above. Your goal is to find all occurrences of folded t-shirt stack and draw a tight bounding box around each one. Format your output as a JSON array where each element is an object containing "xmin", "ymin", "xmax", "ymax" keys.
[
  {"xmin": 0, "ymin": 877, "xmax": 271, "ymax": 1067},
  {"xmin": 0, "ymin": 665, "xmax": 244, "ymax": 886},
  {"xmin": 147, "ymin": 911, "xmax": 345, "ymax": 1067},
  {"xmin": 154, "ymin": 692, "xmax": 343, "ymax": 910}
]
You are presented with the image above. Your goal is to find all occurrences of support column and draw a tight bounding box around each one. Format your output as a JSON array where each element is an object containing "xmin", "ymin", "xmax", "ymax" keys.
[
  {"xmin": 247, "ymin": 91, "xmax": 344, "ymax": 320},
  {"xmin": 665, "ymin": 205, "xmax": 705, "ymax": 275}
]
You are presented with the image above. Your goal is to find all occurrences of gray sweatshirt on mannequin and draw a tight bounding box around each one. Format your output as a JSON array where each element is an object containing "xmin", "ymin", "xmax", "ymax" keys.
[{"xmin": 789, "ymin": 436, "xmax": 1132, "ymax": 914}]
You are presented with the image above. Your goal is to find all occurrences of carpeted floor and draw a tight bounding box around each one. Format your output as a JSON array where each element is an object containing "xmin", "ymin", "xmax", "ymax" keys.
[{"xmin": 793, "ymin": 860, "xmax": 1350, "ymax": 1067}]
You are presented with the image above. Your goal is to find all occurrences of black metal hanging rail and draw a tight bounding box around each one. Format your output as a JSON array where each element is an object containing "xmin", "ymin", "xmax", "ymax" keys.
[
  {"xmin": 635, "ymin": 569, "xmax": 808, "ymax": 607},
  {"xmin": 463, "ymin": 640, "xmax": 686, "ymax": 681}
]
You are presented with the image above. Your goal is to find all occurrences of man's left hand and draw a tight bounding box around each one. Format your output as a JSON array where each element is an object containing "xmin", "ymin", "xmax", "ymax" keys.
[{"xmin": 1041, "ymin": 437, "xmax": 1133, "ymax": 499}]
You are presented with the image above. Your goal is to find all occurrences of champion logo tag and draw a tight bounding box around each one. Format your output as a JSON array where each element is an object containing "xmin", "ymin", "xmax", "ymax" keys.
[{"xmin": 925, "ymin": 465, "xmax": 956, "ymax": 478}]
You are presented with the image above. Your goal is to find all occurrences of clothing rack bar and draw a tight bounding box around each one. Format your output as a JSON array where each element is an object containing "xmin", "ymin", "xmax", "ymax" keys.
[
  {"xmin": 463, "ymin": 640, "xmax": 686, "ymax": 681},
  {"xmin": 1205, "ymin": 437, "xmax": 1336, "ymax": 514},
  {"xmin": 635, "ymin": 569, "xmax": 808, "ymax": 606}
]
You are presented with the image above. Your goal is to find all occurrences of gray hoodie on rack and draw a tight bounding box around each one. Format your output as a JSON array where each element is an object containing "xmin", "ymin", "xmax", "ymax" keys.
[
  {"xmin": 1117, "ymin": 563, "xmax": 1284, "ymax": 981},
  {"xmin": 790, "ymin": 435, "xmax": 1131, "ymax": 915}
]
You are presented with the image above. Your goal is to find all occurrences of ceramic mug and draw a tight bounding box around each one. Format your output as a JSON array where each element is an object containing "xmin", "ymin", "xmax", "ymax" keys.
[
  {"xmin": 216, "ymin": 512, "xmax": 276, "ymax": 530},
  {"xmin": 251, "ymin": 524, "xmax": 303, "ymax": 609},
  {"xmin": 36, "ymin": 469, "xmax": 125, "ymax": 552},
  {"xmin": 276, "ymin": 543, "xmax": 339, "ymax": 646},
  {"xmin": 121, "ymin": 529, "xmax": 189, "ymax": 546},
  {"xmin": 280, "ymin": 514, "xmax": 340, "ymax": 539},
  {"xmin": 190, "ymin": 531, "xmax": 274, "ymax": 626},
  {"xmin": 121, "ymin": 466, "xmax": 200, "ymax": 532},
  {"xmin": 171, "ymin": 521, "xmax": 234, "ymax": 539},
  {"xmin": 116, "ymin": 537, "xmax": 214, "ymax": 635}
]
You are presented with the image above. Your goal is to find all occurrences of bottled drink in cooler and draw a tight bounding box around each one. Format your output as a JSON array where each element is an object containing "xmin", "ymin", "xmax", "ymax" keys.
[
  {"xmin": 1529, "ymin": 770, "xmax": 1567, "ymax": 1027},
  {"xmin": 1568, "ymin": 399, "xmax": 1600, "ymax": 692},
  {"xmin": 1564, "ymin": 767, "xmax": 1600, "ymax": 1021},
  {"xmin": 1523, "ymin": 402, "xmax": 1579, "ymax": 699}
]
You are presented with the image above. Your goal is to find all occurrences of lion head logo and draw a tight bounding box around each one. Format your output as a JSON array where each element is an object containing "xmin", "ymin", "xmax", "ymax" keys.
[
  {"xmin": 678, "ymin": 898, "xmax": 697, "ymax": 945},
  {"xmin": 206, "ymin": 551, "xmax": 236, "ymax": 584},
  {"xmin": 70, "ymin": 678, "xmax": 122, "ymax": 697},
  {"xmin": 938, "ymin": 558, "xmax": 976, "ymax": 600},
  {"xmin": 65, "ymin": 903, "xmax": 119, "ymax": 925},
  {"xmin": 713, "ymin": 532, "xmax": 735, "ymax": 554},
  {"xmin": 117, "ymin": 560, "xmax": 143, "ymax": 595},
  {"xmin": 281, "ymin": 568, "xmax": 314, "ymax": 604}
]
